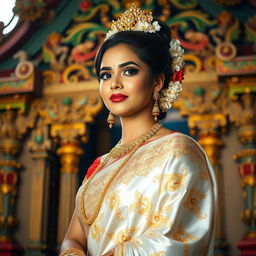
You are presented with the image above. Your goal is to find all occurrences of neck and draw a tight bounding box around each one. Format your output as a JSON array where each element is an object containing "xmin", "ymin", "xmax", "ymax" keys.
[{"xmin": 120, "ymin": 113, "xmax": 157, "ymax": 145}]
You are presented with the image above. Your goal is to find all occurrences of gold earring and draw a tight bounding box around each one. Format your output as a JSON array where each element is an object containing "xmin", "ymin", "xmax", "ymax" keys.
[
  {"xmin": 152, "ymin": 91, "xmax": 160, "ymax": 122},
  {"xmin": 107, "ymin": 112, "xmax": 115, "ymax": 128}
]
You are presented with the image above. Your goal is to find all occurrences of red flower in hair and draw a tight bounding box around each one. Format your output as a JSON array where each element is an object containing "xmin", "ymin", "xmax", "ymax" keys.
[{"xmin": 172, "ymin": 70, "xmax": 184, "ymax": 81}]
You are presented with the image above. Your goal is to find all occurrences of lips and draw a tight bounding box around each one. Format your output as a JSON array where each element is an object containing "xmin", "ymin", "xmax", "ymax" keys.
[{"xmin": 110, "ymin": 93, "xmax": 128, "ymax": 102}]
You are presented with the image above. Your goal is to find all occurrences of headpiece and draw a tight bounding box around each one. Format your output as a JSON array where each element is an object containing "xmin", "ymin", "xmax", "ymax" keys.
[{"xmin": 105, "ymin": 3, "xmax": 185, "ymax": 111}]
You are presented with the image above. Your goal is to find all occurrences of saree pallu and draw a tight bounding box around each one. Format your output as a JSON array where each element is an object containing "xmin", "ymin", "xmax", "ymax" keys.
[{"xmin": 76, "ymin": 133, "xmax": 217, "ymax": 256}]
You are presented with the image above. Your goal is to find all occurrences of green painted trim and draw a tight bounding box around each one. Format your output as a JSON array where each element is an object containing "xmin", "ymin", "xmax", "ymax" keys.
[
  {"xmin": 0, "ymin": 102, "xmax": 26, "ymax": 112},
  {"xmin": 0, "ymin": 0, "xmax": 81, "ymax": 70},
  {"xmin": 198, "ymin": 0, "xmax": 255, "ymax": 24},
  {"xmin": 229, "ymin": 85, "xmax": 256, "ymax": 97}
]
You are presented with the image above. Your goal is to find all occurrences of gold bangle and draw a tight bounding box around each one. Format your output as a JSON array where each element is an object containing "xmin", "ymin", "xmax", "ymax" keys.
[{"xmin": 59, "ymin": 248, "xmax": 86, "ymax": 256}]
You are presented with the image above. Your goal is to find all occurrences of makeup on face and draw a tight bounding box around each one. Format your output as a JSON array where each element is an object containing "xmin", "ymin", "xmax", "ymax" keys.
[
  {"xmin": 99, "ymin": 44, "xmax": 155, "ymax": 118},
  {"xmin": 110, "ymin": 93, "xmax": 128, "ymax": 102},
  {"xmin": 99, "ymin": 61, "xmax": 140, "ymax": 81}
]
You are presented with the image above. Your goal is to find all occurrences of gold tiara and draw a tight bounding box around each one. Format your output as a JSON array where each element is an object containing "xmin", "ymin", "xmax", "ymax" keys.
[{"xmin": 105, "ymin": 3, "xmax": 161, "ymax": 40}]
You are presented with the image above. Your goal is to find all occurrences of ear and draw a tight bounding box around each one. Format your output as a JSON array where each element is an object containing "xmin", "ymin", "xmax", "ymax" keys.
[{"xmin": 153, "ymin": 74, "xmax": 165, "ymax": 94}]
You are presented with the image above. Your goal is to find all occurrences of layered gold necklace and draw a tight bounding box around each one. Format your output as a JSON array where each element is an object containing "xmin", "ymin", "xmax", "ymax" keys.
[{"xmin": 79, "ymin": 122, "xmax": 162, "ymax": 226}]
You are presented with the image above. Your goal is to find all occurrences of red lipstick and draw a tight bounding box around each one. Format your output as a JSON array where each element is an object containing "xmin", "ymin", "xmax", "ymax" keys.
[{"xmin": 110, "ymin": 93, "xmax": 128, "ymax": 102}]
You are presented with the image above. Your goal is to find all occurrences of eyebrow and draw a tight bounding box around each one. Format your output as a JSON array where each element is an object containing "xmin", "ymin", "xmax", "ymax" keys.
[{"xmin": 100, "ymin": 61, "xmax": 140, "ymax": 72}]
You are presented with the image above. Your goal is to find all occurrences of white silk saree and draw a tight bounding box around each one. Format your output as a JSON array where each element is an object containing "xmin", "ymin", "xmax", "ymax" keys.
[{"xmin": 76, "ymin": 132, "xmax": 217, "ymax": 256}]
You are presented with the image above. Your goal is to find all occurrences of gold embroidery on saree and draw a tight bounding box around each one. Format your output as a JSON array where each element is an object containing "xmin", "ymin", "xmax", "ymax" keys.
[
  {"xmin": 147, "ymin": 204, "xmax": 172, "ymax": 229},
  {"xmin": 183, "ymin": 187, "xmax": 207, "ymax": 219},
  {"xmin": 130, "ymin": 191, "xmax": 152, "ymax": 216},
  {"xmin": 108, "ymin": 192, "xmax": 124, "ymax": 220},
  {"xmin": 184, "ymin": 244, "xmax": 190, "ymax": 256},
  {"xmin": 171, "ymin": 224, "xmax": 198, "ymax": 242},
  {"xmin": 90, "ymin": 213, "xmax": 105, "ymax": 243},
  {"xmin": 153, "ymin": 167, "xmax": 187, "ymax": 193},
  {"xmin": 108, "ymin": 227, "xmax": 138, "ymax": 245}
]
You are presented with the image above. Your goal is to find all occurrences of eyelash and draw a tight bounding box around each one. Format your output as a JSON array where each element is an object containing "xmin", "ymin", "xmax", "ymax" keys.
[{"xmin": 99, "ymin": 67, "xmax": 139, "ymax": 80}]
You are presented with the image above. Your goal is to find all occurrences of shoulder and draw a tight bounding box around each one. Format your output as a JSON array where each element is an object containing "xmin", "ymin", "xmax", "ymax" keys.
[{"xmin": 163, "ymin": 132, "xmax": 206, "ymax": 162}]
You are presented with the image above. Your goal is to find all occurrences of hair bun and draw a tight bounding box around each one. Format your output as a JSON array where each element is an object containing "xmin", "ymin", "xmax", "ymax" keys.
[{"xmin": 154, "ymin": 19, "xmax": 172, "ymax": 47}]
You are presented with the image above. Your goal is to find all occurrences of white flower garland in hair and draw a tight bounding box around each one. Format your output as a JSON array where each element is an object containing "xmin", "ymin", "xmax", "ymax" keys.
[{"xmin": 159, "ymin": 39, "xmax": 185, "ymax": 112}]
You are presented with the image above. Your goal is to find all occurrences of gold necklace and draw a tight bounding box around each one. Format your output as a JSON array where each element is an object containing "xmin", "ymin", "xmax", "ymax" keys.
[
  {"xmin": 109, "ymin": 123, "xmax": 163, "ymax": 158},
  {"xmin": 79, "ymin": 122, "xmax": 162, "ymax": 226}
]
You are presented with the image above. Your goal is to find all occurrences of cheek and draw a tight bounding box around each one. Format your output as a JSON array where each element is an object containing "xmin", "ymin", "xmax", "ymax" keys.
[
  {"xmin": 132, "ymin": 77, "xmax": 153, "ymax": 99},
  {"xmin": 99, "ymin": 82, "xmax": 107, "ymax": 98}
]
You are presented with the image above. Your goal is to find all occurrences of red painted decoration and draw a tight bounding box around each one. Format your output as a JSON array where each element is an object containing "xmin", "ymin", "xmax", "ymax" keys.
[
  {"xmin": 0, "ymin": 241, "xmax": 24, "ymax": 256},
  {"xmin": 237, "ymin": 237, "xmax": 256, "ymax": 256},
  {"xmin": 79, "ymin": 0, "xmax": 91, "ymax": 11}
]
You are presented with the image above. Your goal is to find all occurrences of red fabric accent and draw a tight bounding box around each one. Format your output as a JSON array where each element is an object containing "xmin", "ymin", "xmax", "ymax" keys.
[
  {"xmin": 85, "ymin": 132, "xmax": 178, "ymax": 180},
  {"xmin": 85, "ymin": 156, "xmax": 101, "ymax": 179}
]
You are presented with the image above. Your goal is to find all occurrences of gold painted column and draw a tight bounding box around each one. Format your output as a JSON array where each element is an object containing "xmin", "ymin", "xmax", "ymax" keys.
[
  {"xmin": 55, "ymin": 136, "xmax": 83, "ymax": 244},
  {"xmin": 177, "ymin": 71, "xmax": 228, "ymax": 255},
  {"xmin": 189, "ymin": 115, "xmax": 228, "ymax": 256},
  {"xmin": 225, "ymin": 83, "xmax": 256, "ymax": 255}
]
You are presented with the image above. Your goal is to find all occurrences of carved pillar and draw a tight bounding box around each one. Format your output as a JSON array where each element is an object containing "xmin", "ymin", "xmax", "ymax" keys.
[
  {"xmin": 36, "ymin": 94, "xmax": 102, "ymax": 245},
  {"xmin": 0, "ymin": 108, "xmax": 36, "ymax": 256},
  {"xmin": 225, "ymin": 79, "xmax": 256, "ymax": 255},
  {"xmin": 0, "ymin": 57, "xmax": 39, "ymax": 255},
  {"xmin": 177, "ymin": 71, "xmax": 228, "ymax": 255},
  {"xmin": 26, "ymin": 117, "xmax": 54, "ymax": 256}
]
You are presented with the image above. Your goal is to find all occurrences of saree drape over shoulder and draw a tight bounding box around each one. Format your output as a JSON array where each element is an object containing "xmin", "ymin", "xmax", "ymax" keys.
[{"xmin": 76, "ymin": 133, "xmax": 217, "ymax": 256}]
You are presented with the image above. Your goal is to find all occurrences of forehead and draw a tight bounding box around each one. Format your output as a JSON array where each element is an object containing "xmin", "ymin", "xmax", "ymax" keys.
[{"xmin": 101, "ymin": 43, "xmax": 143, "ymax": 67}]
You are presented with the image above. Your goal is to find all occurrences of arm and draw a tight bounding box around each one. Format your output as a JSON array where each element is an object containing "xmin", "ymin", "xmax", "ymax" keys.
[{"xmin": 60, "ymin": 207, "xmax": 87, "ymax": 255}]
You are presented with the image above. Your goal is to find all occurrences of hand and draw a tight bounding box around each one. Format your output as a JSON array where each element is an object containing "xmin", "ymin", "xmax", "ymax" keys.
[{"xmin": 102, "ymin": 248, "xmax": 115, "ymax": 256}]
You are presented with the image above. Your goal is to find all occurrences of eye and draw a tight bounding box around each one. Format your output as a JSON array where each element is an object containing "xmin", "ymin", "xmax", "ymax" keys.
[
  {"xmin": 99, "ymin": 72, "xmax": 112, "ymax": 80},
  {"xmin": 123, "ymin": 67, "xmax": 139, "ymax": 76}
]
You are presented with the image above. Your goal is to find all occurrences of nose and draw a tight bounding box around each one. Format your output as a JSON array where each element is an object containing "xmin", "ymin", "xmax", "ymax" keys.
[{"xmin": 110, "ymin": 75, "xmax": 123, "ymax": 90}]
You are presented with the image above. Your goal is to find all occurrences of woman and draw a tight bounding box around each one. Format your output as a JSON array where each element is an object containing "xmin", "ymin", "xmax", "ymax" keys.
[{"xmin": 60, "ymin": 4, "xmax": 217, "ymax": 256}]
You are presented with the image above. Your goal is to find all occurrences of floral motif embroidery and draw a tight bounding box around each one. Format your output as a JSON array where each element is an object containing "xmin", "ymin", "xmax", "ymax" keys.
[
  {"xmin": 108, "ymin": 227, "xmax": 138, "ymax": 245},
  {"xmin": 147, "ymin": 204, "xmax": 172, "ymax": 229},
  {"xmin": 145, "ymin": 229, "xmax": 157, "ymax": 238},
  {"xmin": 171, "ymin": 224, "xmax": 198, "ymax": 243},
  {"xmin": 108, "ymin": 192, "xmax": 124, "ymax": 220},
  {"xmin": 183, "ymin": 187, "xmax": 207, "ymax": 219},
  {"xmin": 130, "ymin": 191, "xmax": 152, "ymax": 216},
  {"xmin": 90, "ymin": 213, "xmax": 104, "ymax": 243},
  {"xmin": 154, "ymin": 167, "xmax": 187, "ymax": 193}
]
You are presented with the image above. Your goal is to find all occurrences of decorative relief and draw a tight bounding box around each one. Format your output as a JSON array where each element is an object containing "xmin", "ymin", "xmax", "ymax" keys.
[
  {"xmin": 0, "ymin": 51, "xmax": 41, "ymax": 97},
  {"xmin": 14, "ymin": 0, "xmax": 55, "ymax": 23},
  {"xmin": 38, "ymin": 0, "xmax": 254, "ymax": 84}
]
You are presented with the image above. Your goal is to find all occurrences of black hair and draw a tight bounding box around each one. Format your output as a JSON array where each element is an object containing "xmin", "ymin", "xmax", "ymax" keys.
[{"xmin": 94, "ymin": 19, "xmax": 173, "ymax": 120}]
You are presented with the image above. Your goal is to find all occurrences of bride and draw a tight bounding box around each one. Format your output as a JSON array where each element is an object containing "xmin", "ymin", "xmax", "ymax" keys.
[{"xmin": 60, "ymin": 4, "xmax": 217, "ymax": 256}]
